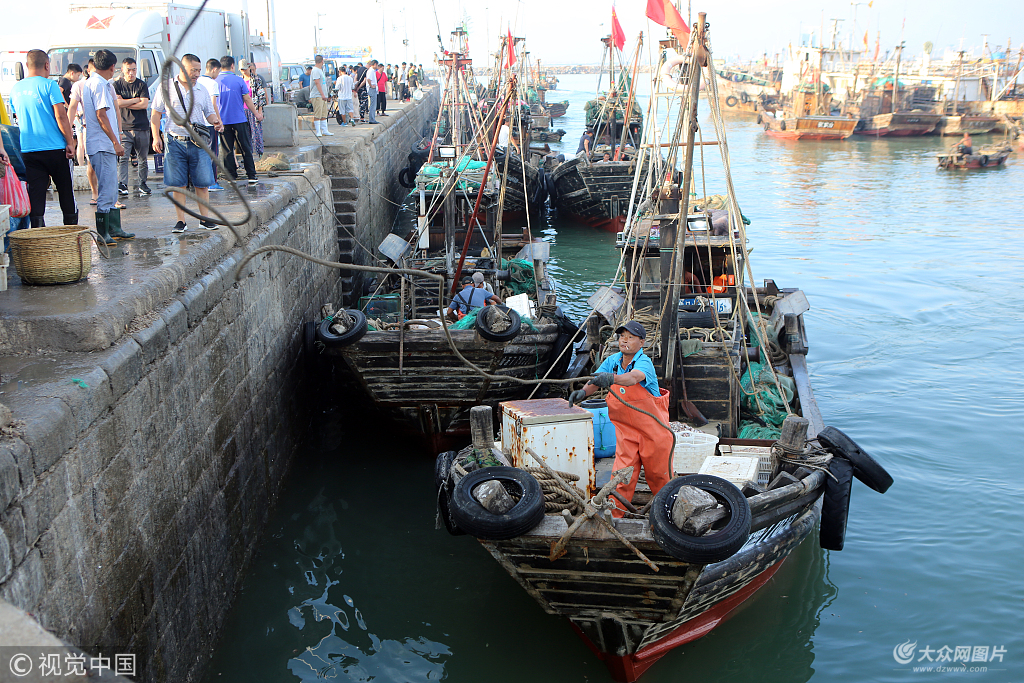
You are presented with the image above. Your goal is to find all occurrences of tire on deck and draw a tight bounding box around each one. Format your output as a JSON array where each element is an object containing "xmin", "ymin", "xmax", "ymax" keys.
[
  {"xmin": 450, "ymin": 467, "xmax": 545, "ymax": 540},
  {"xmin": 317, "ymin": 310, "xmax": 368, "ymax": 347},
  {"xmin": 649, "ymin": 474, "xmax": 751, "ymax": 564},
  {"xmin": 476, "ymin": 305, "xmax": 522, "ymax": 343}
]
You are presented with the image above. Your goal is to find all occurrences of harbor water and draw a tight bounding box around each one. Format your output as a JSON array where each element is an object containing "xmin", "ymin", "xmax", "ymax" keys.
[{"xmin": 202, "ymin": 75, "xmax": 1024, "ymax": 681}]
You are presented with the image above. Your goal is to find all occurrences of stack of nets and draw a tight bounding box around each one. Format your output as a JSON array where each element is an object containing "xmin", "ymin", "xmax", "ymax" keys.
[
  {"xmin": 501, "ymin": 258, "xmax": 536, "ymax": 296},
  {"xmin": 522, "ymin": 467, "xmax": 586, "ymax": 515}
]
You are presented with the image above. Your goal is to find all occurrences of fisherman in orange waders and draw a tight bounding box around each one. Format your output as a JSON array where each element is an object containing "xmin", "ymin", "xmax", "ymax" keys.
[{"xmin": 569, "ymin": 321, "xmax": 674, "ymax": 517}]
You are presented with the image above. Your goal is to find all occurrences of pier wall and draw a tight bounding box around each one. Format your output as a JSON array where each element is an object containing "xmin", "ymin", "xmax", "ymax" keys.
[{"xmin": 0, "ymin": 92, "xmax": 438, "ymax": 682}]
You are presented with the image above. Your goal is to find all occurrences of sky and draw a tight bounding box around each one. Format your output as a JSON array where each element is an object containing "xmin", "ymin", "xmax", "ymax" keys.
[{"xmin": 2, "ymin": 0, "xmax": 1022, "ymax": 66}]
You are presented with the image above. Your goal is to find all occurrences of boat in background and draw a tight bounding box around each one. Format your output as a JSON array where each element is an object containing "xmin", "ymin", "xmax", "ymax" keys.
[
  {"xmin": 717, "ymin": 68, "xmax": 780, "ymax": 116},
  {"xmin": 851, "ymin": 46, "xmax": 942, "ymax": 136},
  {"xmin": 934, "ymin": 113, "xmax": 1000, "ymax": 136},
  {"xmin": 762, "ymin": 89, "xmax": 856, "ymax": 140},
  {"xmin": 936, "ymin": 141, "xmax": 1013, "ymax": 169}
]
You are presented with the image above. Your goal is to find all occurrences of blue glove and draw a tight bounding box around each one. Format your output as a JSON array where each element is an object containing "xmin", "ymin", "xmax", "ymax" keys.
[
  {"xmin": 568, "ymin": 389, "xmax": 587, "ymax": 405},
  {"xmin": 591, "ymin": 373, "xmax": 615, "ymax": 389}
]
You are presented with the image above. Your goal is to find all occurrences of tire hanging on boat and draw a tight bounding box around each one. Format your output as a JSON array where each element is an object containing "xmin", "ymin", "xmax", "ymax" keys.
[
  {"xmin": 978, "ymin": 155, "xmax": 989, "ymax": 167},
  {"xmin": 725, "ymin": 95, "xmax": 738, "ymax": 108},
  {"xmin": 816, "ymin": 426, "xmax": 893, "ymax": 493},
  {"xmin": 820, "ymin": 456, "xmax": 853, "ymax": 551},
  {"xmin": 649, "ymin": 475, "xmax": 751, "ymax": 564},
  {"xmin": 398, "ymin": 167, "xmax": 416, "ymax": 188},
  {"xmin": 434, "ymin": 450, "xmax": 457, "ymax": 490},
  {"xmin": 438, "ymin": 486, "xmax": 466, "ymax": 536},
  {"xmin": 450, "ymin": 467, "xmax": 545, "ymax": 540}
]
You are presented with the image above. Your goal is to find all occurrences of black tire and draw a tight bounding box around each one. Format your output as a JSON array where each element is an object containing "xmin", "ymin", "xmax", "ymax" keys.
[
  {"xmin": 764, "ymin": 121, "xmax": 770, "ymax": 131},
  {"xmin": 398, "ymin": 166, "xmax": 416, "ymax": 188},
  {"xmin": 476, "ymin": 305, "xmax": 522, "ymax": 343},
  {"xmin": 450, "ymin": 467, "xmax": 545, "ymax": 540},
  {"xmin": 438, "ymin": 487, "xmax": 466, "ymax": 536},
  {"xmin": 978, "ymin": 155, "xmax": 989, "ymax": 167},
  {"xmin": 316, "ymin": 310, "xmax": 368, "ymax": 347},
  {"xmin": 434, "ymin": 450, "xmax": 457, "ymax": 491},
  {"xmin": 740, "ymin": 92, "xmax": 750, "ymax": 104},
  {"xmin": 304, "ymin": 320, "xmax": 317, "ymax": 356},
  {"xmin": 756, "ymin": 113, "xmax": 763, "ymax": 125},
  {"xmin": 725, "ymin": 95, "xmax": 738, "ymax": 107},
  {"xmin": 820, "ymin": 457, "xmax": 853, "ymax": 551},
  {"xmin": 780, "ymin": 119, "xmax": 787, "ymax": 131},
  {"xmin": 678, "ymin": 311, "xmax": 719, "ymax": 328},
  {"xmin": 649, "ymin": 475, "xmax": 751, "ymax": 564},
  {"xmin": 816, "ymin": 426, "xmax": 893, "ymax": 494}
]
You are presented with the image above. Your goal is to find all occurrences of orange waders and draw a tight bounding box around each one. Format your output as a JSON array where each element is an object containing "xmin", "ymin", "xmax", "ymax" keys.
[{"xmin": 606, "ymin": 384, "xmax": 674, "ymax": 517}]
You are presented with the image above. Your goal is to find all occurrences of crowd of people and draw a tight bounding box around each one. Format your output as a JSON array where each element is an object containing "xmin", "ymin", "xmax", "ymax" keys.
[
  {"xmin": 0, "ymin": 48, "xmax": 271, "ymax": 242},
  {"xmin": 0, "ymin": 51, "xmax": 427, "ymax": 243}
]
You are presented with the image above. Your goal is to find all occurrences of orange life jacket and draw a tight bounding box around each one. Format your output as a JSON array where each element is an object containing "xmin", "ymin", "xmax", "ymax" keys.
[{"xmin": 707, "ymin": 274, "xmax": 735, "ymax": 294}]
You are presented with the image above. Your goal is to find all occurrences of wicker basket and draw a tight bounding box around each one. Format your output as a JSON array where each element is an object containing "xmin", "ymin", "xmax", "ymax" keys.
[{"xmin": 10, "ymin": 226, "xmax": 97, "ymax": 285}]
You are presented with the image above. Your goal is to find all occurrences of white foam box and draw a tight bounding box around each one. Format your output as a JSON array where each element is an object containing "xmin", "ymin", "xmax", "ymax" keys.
[
  {"xmin": 719, "ymin": 445, "xmax": 776, "ymax": 486},
  {"xmin": 698, "ymin": 455, "xmax": 761, "ymax": 488}
]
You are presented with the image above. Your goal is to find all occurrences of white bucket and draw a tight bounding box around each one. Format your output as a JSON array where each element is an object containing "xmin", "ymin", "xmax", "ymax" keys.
[{"xmin": 672, "ymin": 431, "xmax": 719, "ymax": 475}]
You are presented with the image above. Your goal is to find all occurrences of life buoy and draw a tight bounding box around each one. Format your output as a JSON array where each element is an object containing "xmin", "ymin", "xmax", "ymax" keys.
[
  {"xmin": 659, "ymin": 48, "xmax": 689, "ymax": 94},
  {"xmin": 707, "ymin": 274, "xmax": 735, "ymax": 294},
  {"xmin": 725, "ymin": 95, "xmax": 739, "ymax": 107},
  {"xmin": 978, "ymin": 155, "xmax": 989, "ymax": 167}
]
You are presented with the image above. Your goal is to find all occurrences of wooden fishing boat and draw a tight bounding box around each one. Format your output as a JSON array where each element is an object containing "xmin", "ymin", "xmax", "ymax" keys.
[
  {"xmin": 551, "ymin": 35, "xmax": 645, "ymax": 232},
  {"xmin": 857, "ymin": 111, "xmax": 941, "ymax": 136},
  {"xmin": 936, "ymin": 142, "xmax": 1012, "ymax": 169},
  {"xmin": 434, "ymin": 15, "xmax": 893, "ymax": 681},
  {"xmin": 852, "ymin": 77, "xmax": 942, "ymax": 136},
  {"xmin": 717, "ymin": 70, "xmax": 779, "ymax": 116},
  {"xmin": 313, "ymin": 39, "xmax": 580, "ymax": 448},
  {"xmin": 934, "ymin": 113, "xmax": 1000, "ymax": 136},
  {"xmin": 544, "ymin": 100, "xmax": 569, "ymax": 118},
  {"xmin": 761, "ymin": 112, "xmax": 857, "ymax": 140}
]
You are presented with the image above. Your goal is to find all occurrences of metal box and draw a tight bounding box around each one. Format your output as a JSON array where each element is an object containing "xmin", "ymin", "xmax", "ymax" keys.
[{"xmin": 500, "ymin": 399, "xmax": 595, "ymax": 497}]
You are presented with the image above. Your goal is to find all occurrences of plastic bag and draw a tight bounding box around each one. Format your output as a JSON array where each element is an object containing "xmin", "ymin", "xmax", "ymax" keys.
[{"xmin": 1, "ymin": 160, "xmax": 29, "ymax": 218}]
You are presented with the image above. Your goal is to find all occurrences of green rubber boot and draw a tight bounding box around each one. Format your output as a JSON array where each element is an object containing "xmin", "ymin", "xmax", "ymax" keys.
[
  {"xmin": 95, "ymin": 212, "xmax": 116, "ymax": 246},
  {"xmin": 106, "ymin": 207, "xmax": 135, "ymax": 240}
]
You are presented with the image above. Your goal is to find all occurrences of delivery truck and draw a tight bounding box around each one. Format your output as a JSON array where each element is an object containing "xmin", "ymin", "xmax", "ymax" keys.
[{"xmin": 46, "ymin": 3, "xmax": 251, "ymax": 95}]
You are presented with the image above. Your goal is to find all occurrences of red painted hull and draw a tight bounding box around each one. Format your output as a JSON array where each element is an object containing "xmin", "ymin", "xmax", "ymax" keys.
[
  {"xmin": 764, "ymin": 130, "xmax": 850, "ymax": 141},
  {"xmin": 564, "ymin": 211, "xmax": 628, "ymax": 234},
  {"xmin": 572, "ymin": 556, "xmax": 786, "ymax": 682}
]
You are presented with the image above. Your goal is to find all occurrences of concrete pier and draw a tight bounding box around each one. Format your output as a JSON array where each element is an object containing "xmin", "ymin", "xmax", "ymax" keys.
[{"xmin": 0, "ymin": 89, "xmax": 438, "ymax": 681}]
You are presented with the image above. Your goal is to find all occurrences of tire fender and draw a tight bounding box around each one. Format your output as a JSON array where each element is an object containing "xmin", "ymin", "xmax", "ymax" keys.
[
  {"xmin": 398, "ymin": 166, "xmax": 416, "ymax": 188},
  {"xmin": 820, "ymin": 457, "xmax": 853, "ymax": 551},
  {"xmin": 978, "ymin": 155, "xmax": 989, "ymax": 167},
  {"xmin": 649, "ymin": 475, "xmax": 751, "ymax": 564},
  {"xmin": 780, "ymin": 119, "xmax": 787, "ymax": 131},
  {"xmin": 476, "ymin": 305, "xmax": 522, "ymax": 343},
  {"xmin": 725, "ymin": 95, "xmax": 739, "ymax": 108},
  {"xmin": 816, "ymin": 426, "xmax": 893, "ymax": 494}
]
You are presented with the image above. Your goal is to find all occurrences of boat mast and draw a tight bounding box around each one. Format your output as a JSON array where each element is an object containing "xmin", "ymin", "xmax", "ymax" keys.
[
  {"xmin": 662, "ymin": 13, "xmax": 707, "ymax": 382},
  {"xmin": 951, "ymin": 50, "xmax": 964, "ymax": 114},
  {"xmin": 891, "ymin": 41, "xmax": 904, "ymax": 114}
]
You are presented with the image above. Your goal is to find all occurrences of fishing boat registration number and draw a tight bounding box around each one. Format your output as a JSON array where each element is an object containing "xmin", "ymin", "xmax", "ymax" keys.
[
  {"xmin": 681, "ymin": 297, "xmax": 733, "ymax": 314},
  {"xmin": 816, "ymin": 121, "xmax": 835, "ymax": 128}
]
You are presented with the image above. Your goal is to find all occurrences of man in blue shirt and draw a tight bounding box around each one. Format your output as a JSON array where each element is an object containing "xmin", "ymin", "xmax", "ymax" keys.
[
  {"xmin": 447, "ymin": 272, "xmax": 503, "ymax": 322},
  {"xmin": 298, "ymin": 66, "xmax": 312, "ymax": 89},
  {"xmin": 570, "ymin": 320, "xmax": 673, "ymax": 516},
  {"xmin": 216, "ymin": 55, "xmax": 263, "ymax": 184},
  {"xmin": 9, "ymin": 49, "xmax": 79, "ymax": 227}
]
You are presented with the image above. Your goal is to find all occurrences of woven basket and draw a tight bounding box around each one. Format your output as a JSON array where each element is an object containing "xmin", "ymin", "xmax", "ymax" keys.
[{"xmin": 10, "ymin": 226, "xmax": 97, "ymax": 285}]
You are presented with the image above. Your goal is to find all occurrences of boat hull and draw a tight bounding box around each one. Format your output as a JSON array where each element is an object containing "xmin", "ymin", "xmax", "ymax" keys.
[
  {"xmin": 856, "ymin": 112, "xmax": 941, "ymax": 136},
  {"xmin": 763, "ymin": 115, "xmax": 856, "ymax": 140},
  {"xmin": 937, "ymin": 149, "xmax": 1011, "ymax": 169},
  {"xmin": 551, "ymin": 156, "xmax": 641, "ymax": 232},
  {"xmin": 934, "ymin": 114, "xmax": 1000, "ymax": 136}
]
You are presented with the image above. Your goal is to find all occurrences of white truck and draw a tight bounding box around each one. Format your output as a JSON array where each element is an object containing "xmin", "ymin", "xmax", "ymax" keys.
[{"xmin": 46, "ymin": 3, "xmax": 251, "ymax": 96}]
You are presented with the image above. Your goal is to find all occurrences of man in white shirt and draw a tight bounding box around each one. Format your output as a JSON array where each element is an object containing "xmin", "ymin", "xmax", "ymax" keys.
[
  {"xmin": 309, "ymin": 55, "xmax": 332, "ymax": 136},
  {"xmin": 335, "ymin": 68, "xmax": 356, "ymax": 127},
  {"xmin": 196, "ymin": 59, "xmax": 225, "ymax": 190},
  {"xmin": 362, "ymin": 60, "xmax": 379, "ymax": 125},
  {"xmin": 67, "ymin": 59, "xmax": 99, "ymax": 205},
  {"xmin": 151, "ymin": 53, "xmax": 225, "ymax": 234},
  {"xmin": 82, "ymin": 49, "xmax": 134, "ymax": 243}
]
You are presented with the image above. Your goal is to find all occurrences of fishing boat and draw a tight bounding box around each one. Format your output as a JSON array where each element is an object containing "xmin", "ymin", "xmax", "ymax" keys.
[
  {"xmin": 936, "ymin": 141, "xmax": 1012, "ymax": 169},
  {"xmin": 761, "ymin": 48, "xmax": 856, "ymax": 140},
  {"xmin": 716, "ymin": 68, "xmax": 780, "ymax": 115},
  {"xmin": 433, "ymin": 14, "xmax": 893, "ymax": 681},
  {"xmin": 852, "ymin": 52, "xmax": 941, "ymax": 135},
  {"xmin": 312, "ymin": 37, "xmax": 580, "ymax": 448},
  {"xmin": 551, "ymin": 35, "xmax": 646, "ymax": 232},
  {"xmin": 934, "ymin": 113, "xmax": 1000, "ymax": 136}
]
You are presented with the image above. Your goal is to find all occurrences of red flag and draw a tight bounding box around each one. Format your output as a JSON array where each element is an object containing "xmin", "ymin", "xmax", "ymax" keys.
[
  {"xmin": 506, "ymin": 28, "xmax": 517, "ymax": 67},
  {"xmin": 646, "ymin": 0, "xmax": 690, "ymax": 41},
  {"xmin": 611, "ymin": 8, "xmax": 626, "ymax": 51},
  {"xmin": 873, "ymin": 31, "xmax": 880, "ymax": 62}
]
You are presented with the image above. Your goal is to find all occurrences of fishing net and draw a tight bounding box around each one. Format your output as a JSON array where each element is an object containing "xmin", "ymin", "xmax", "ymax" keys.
[
  {"xmin": 501, "ymin": 258, "xmax": 536, "ymax": 296},
  {"xmin": 740, "ymin": 361, "xmax": 795, "ymax": 427},
  {"xmin": 738, "ymin": 421, "xmax": 782, "ymax": 440}
]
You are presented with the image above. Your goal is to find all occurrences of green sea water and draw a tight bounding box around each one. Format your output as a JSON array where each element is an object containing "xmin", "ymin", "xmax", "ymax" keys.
[{"xmin": 202, "ymin": 75, "xmax": 1024, "ymax": 682}]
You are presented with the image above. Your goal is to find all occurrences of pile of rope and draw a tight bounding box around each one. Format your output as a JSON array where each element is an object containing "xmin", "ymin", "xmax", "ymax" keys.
[
  {"xmin": 522, "ymin": 467, "xmax": 586, "ymax": 515},
  {"xmin": 772, "ymin": 440, "xmax": 835, "ymax": 481}
]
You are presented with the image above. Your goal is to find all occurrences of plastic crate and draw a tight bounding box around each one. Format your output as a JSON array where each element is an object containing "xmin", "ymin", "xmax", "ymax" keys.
[
  {"xmin": 698, "ymin": 454, "xmax": 760, "ymax": 488},
  {"xmin": 719, "ymin": 445, "xmax": 776, "ymax": 486},
  {"xmin": 672, "ymin": 430, "xmax": 719, "ymax": 475}
]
